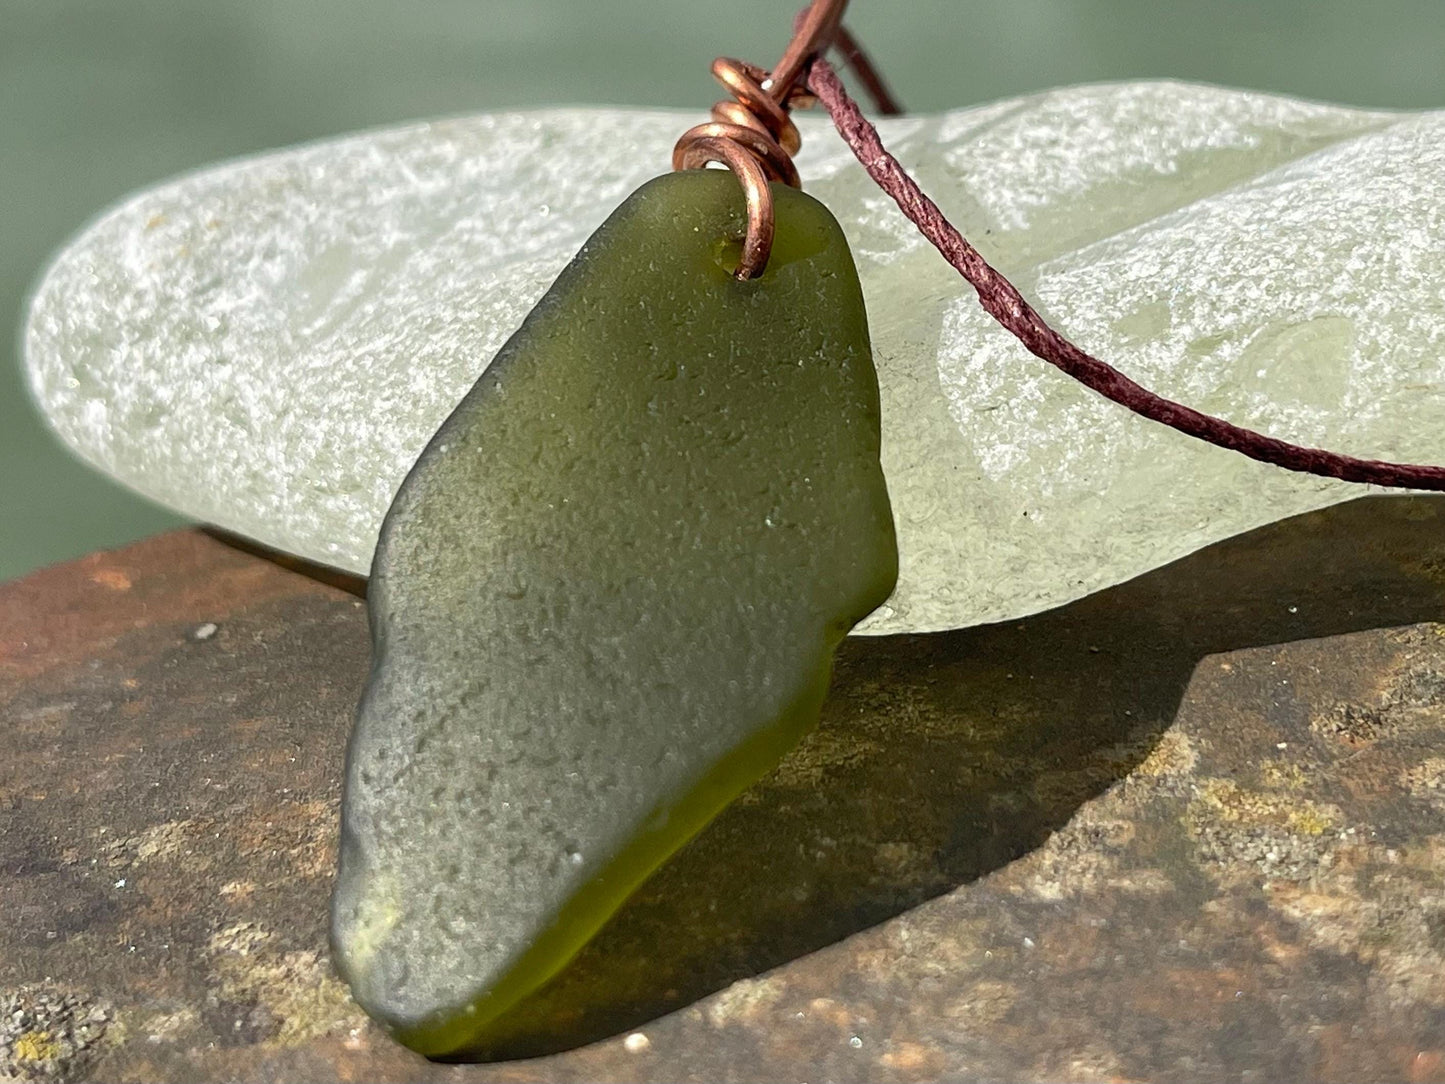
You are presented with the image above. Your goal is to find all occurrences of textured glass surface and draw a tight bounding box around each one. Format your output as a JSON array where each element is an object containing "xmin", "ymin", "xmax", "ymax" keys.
[
  {"xmin": 25, "ymin": 84, "xmax": 1445, "ymax": 632},
  {"xmin": 330, "ymin": 170, "xmax": 897, "ymax": 1055}
]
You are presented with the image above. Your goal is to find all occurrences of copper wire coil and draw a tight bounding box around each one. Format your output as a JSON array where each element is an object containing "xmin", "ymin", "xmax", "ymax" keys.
[
  {"xmin": 670, "ymin": 0, "xmax": 899, "ymax": 280},
  {"xmin": 709, "ymin": 58, "xmax": 803, "ymax": 157},
  {"xmin": 671, "ymin": 56, "xmax": 807, "ymax": 280},
  {"xmin": 675, "ymin": 134, "xmax": 775, "ymax": 278},
  {"xmin": 676, "ymin": 120, "xmax": 799, "ymax": 188}
]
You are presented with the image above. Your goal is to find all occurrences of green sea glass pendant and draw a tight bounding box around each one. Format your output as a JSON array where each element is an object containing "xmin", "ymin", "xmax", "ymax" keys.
[{"xmin": 331, "ymin": 168, "xmax": 898, "ymax": 1057}]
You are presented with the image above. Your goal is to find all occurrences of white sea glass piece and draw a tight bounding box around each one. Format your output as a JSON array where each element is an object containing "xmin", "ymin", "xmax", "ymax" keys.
[{"xmin": 24, "ymin": 82, "xmax": 1445, "ymax": 634}]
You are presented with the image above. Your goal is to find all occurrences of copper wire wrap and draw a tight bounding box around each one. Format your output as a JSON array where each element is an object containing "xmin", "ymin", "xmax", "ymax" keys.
[
  {"xmin": 672, "ymin": 0, "xmax": 851, "ymax": 280},
  {"xmin": 672, "ymin": 59, "xmax": 803, "ymax": 279}
]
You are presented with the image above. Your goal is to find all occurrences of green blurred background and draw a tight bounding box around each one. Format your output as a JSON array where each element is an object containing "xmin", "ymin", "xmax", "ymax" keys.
[{"xmin": 4, "ymin": 1, "xmax": 1445, "ymax": 583}]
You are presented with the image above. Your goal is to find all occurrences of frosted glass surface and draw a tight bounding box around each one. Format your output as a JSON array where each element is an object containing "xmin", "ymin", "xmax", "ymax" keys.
[
  {"xmin": 334, "ymin": 172, "xmax": 895, "ymax": 1053},
  {"xmin": 25, "ymin": 82, "xmax": 1445, "ymax": 633}
]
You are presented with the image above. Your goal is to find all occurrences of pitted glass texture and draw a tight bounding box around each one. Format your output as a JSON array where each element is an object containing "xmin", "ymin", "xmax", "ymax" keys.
[
  {"xmin": 330, "ymin": 170, "xmax": 898, "ymax": 1056},
  {"xmin": 25, "ymin": 83, "xmax": 1445, "ymax": 632}
]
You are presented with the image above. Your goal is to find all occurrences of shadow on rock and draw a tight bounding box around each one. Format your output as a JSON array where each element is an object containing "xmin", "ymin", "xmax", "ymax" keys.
[{"xmin": 462, "ymin": 494, "xmax": 1445, "ymax": 1060}]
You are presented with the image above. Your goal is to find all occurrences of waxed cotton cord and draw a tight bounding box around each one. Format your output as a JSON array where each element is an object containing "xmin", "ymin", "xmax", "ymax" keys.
[{"xmin": 808, "ymin": 53, "xmax": 1445, "ymax": 491}]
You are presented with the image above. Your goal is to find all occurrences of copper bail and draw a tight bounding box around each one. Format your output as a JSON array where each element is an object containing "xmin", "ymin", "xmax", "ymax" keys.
[{"xmin": 672, "ymin": 0, "xmax": 850, "ymax": 279}]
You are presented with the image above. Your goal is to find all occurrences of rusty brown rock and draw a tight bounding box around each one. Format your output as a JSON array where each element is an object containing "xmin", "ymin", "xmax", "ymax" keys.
[{"xmin": 3, "ymin": 500, "xmax": 1445, "ymax": 1082}]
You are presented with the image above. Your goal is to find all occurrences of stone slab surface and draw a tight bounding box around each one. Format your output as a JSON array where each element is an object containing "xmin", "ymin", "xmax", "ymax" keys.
[{"xmin": 4, "ymin": 501, "xmax": 1445, "ymax": 1082}]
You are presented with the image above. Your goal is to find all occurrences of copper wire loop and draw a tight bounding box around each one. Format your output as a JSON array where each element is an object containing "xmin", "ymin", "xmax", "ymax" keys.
[
  {"xmin": 672, "ymin": 0, "xmax": 851, "ymax": 279},
  {"xmin": 676, "ymin": 135, "xmax": 775, "ymax": 277}
]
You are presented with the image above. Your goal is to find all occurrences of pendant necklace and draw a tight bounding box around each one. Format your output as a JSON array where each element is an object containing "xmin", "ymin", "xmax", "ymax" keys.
[
  {"xmin": 331, "ymin": 0, "xmax": 899, "ymax": 1058},
  {"xmin": 327, "ymin": 0, "xmax": 1445, "ymax": 1058}
]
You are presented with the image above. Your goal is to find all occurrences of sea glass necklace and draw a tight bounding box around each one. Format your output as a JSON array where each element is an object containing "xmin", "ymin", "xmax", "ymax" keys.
[
  {"xmin": 330, "ymin": 0, "xmax": 899, "ymax": 1057},
  {"xmin": 329, "ymin": 0, "xmax": 1445, "ymax": 1058}
]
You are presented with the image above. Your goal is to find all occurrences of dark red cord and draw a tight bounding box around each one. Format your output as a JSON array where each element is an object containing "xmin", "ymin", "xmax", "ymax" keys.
[{"xmin": 808, "ymin": 54, "xmax": 1445, "ymax": 491}]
